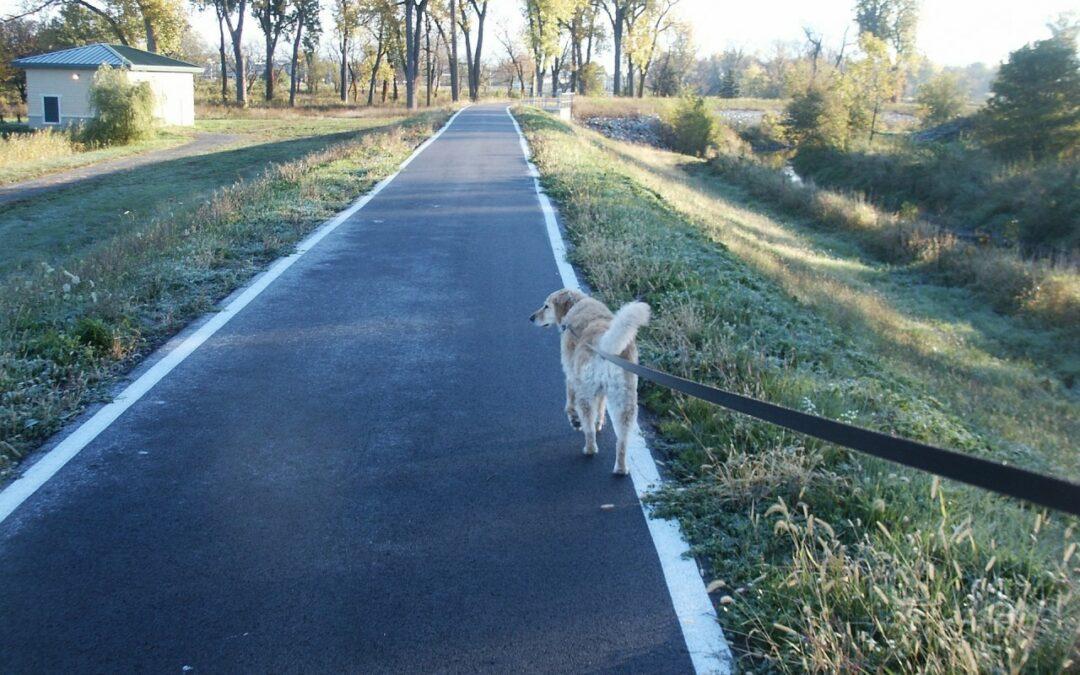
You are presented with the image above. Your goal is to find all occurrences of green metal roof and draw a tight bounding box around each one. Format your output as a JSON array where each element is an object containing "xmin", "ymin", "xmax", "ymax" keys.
[{"xmin": 12, "ymin": 43, "xmax": 202, "ymax": 73}]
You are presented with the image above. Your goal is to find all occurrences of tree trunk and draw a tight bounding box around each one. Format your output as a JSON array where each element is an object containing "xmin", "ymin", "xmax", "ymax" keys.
[
  {"xmin": 143, "ymin": 14, "xmax": 158, "ymax": 52},
  {"xmin": 217, "ymin": 12, "xmax": 228, "ymax": 103},
  {"xmin": 449, "ymin": 0, "xmax": 459, "ymax": 101},
  {"xmin": 265, "ymin": 36, "xmax": 278, "ymax": 101},
  {"xmin": 289, "ymin": 16, "xmax": 303, "ymax": 106},
  {"xmin": 469, "ymin": 1, "xmax": 487, "ymax": 101},
  {"xmin": 611, "ymin": 8, "xmax": 623, "ymax": 96},
  {"xmin": 233, "ymin": 41, "xmax": 246, "ymax": 106},
  {"xmin": 367, "ymin": 27, "xmax": 384, "ymax": 105},
  {"xmin": 339, "ymin": 34, "xmax": 349, "ymax": 102}
]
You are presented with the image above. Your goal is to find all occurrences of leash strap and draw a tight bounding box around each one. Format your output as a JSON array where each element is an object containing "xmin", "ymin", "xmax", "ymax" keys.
[{"xmin": 572, "ymin": 329, "xmax": 1079, "ymax": 516}]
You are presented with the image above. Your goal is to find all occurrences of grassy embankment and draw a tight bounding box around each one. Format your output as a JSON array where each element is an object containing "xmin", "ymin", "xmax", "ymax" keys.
[
  {"xmin": 0, "ymin": 109, "xmax": 450, "ymax": 473},
  {"xmin": 514, "ymin": 107, "xmax": 1078, "ymax": 672}
]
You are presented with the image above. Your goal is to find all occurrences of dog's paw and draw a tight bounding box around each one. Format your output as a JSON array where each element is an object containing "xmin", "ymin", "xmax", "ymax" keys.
[
  {"xmin": 583, "ymin": 445, "xmax": 598, "ymax": 456},
  {"xmin": 612, "ymin": 464, "xmax": 629, "ymax": 476}
]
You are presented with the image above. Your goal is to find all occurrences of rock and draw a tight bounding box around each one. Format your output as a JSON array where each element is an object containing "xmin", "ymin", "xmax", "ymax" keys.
[{"xmin": 582, "ymin": 115, "xmax": 664, "ymax": 147}]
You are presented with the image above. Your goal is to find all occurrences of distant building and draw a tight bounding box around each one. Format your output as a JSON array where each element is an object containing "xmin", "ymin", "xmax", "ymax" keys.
[{"xmin": 13, "ymin": 44, "xmax": 202, "ymax": 129}]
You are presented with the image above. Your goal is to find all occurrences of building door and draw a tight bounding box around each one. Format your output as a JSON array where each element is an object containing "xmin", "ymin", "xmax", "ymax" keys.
[{"xmin": 43, "ymin": 96, "xmax": 60, "ymax": 124}]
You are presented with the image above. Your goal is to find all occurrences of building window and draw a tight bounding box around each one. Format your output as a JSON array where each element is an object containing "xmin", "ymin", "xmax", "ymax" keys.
[{"xmin": 43, "ymin": 96, "xmax": 60, "ymax": 124}]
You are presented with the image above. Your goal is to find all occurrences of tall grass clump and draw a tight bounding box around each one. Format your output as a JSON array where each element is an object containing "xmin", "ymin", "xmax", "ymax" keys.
[
  {"xmin": 81, "ymin": 66, "xmax": 157, "ymax": 146},
  {"xmin": 0, "ymin": 128, "xmax": 79, "ymax": 166},
  {"xmin": 0, "ymin": 111, "xmax": 449, "ymax": 473},
  {"xmin": 513, "ymin": 107, "xmax": 1079, "ymax": 672}
]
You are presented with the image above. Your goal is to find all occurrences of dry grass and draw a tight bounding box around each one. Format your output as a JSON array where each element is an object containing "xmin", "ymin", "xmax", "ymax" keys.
[{"xmin": 0, "ymin": 128, "xmax": 79, "ymax": 164}]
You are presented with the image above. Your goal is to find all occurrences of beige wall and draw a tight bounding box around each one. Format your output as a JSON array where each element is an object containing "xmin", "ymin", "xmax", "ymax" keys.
[
  {"xmin": 25, "ymin": 68, "xmax": 195, "ymax": 129},
  {"xmin": 129, "ymin": 71, "xmax": 195, "ymax": 126},
  {"xmin": 25, "ymin": 69, "xmax": 96, "ymax": 127}
]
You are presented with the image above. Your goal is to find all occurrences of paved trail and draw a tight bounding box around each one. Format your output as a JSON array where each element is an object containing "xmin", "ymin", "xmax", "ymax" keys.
[
  {"xmin": 0, "ymin": 105, "xmax": 719, "ymax": 672},
  {"xmin": 0, "ymin": 132, "xmax": 239, "ymax": 206}
]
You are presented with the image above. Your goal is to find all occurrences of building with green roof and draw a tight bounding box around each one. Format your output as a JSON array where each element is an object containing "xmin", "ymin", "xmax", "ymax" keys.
[{"xmin": 12, "ymin": 44, "xmax": 202, "ymax": 129}]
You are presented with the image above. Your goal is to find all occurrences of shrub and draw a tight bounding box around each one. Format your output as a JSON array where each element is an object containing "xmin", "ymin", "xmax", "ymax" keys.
[
  {"xmin": 916, "ymin": 72, "xmax": 967, "ymax": 127},
  {"xmin": 662, "ymin": 95, "xmax": 715, "ymax": 157},
  {"xmin": 578, "ymin": 62, "xmax": 606, "ymax": 97},
  {"xmin": 783, "ymin": 84, "xmax": 850, "ymax": 148},
  {"xmin": 977, "ymin": 32, "xmax": 1080, "ymax": 161},
  {"xmin": 81, "ymin": 66, "xmax": 156, "ymax": 146}
]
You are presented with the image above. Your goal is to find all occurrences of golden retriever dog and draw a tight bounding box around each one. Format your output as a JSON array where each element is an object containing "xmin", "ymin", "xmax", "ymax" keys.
[{"xmin": 530, "ymin": 289, "xmax": 650, "ymax": 475}]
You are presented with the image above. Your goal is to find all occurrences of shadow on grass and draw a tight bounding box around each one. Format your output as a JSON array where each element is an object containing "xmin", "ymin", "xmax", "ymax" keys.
[{"xmin": 0, "ymin": 122, "xmax": 403, "ymax": 278}]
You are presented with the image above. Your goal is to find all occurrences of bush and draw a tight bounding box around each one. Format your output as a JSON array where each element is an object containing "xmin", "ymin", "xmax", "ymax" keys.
[
  {"xmin": 977, "ymin": 33, "xmax": 1080, "ymax": 161},
  {"xmin": 662, "ymin": 95, "xmax": 715, "ymax": 157},
  {"xmin": 81, "ymin": 66, "xmax": 156, "ymax": 146},
  {"xmin": 916, "ymin": 72, "xmax": 967, "ymax": 127},
  {"xmin": 783, "ymin": 84, "xmax": 850, "ymax": 148},
  {"xmin": 578, "ymin": 62, "xmax": 606, "ymax": 97}
]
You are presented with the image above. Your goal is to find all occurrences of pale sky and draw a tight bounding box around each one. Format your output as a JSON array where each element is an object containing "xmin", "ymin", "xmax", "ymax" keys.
[{"xmin": 2, "ymin": 0, "xmax": 1074, "ymax": 68}]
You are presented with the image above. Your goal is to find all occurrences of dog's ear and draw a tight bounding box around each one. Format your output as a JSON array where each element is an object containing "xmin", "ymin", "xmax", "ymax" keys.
[{"xmin": 551, "ymin": 288, "xmax": 581, "ymax": 323}]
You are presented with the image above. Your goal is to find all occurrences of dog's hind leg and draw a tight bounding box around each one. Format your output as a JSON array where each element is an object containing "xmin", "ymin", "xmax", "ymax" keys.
[
  {"xmin": 575, "ymin": 398, "xmax": 599, "ymax": 456},
  {"xmin": 565, "ymin": 380, "xmax": 580, "ymax": 430},
  {"xmin": 609, "ymin": 386, "xmax": 637, "ymax": 476}
]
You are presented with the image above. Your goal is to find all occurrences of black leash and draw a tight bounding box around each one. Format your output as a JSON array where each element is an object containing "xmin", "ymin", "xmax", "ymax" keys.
[{"xmin": 572, "ymin": 329, "xmax": 1079, "ymax": 516}]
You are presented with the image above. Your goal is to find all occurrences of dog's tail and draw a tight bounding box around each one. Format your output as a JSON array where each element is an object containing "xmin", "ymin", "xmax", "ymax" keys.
[{"xmin": 598, "ymin": 301, "xmax": 651, "ymax": 355}]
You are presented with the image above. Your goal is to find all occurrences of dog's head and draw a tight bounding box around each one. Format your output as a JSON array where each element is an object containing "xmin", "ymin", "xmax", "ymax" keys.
[{"xmin": 530, "ymin": 288, "xmax": 582, "ymax": 328}]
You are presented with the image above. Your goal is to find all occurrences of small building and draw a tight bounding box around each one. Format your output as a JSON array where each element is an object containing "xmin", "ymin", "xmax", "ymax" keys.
[{"xmin": 12, "ymin": 44, "xmax": 202, "ymax": 129}]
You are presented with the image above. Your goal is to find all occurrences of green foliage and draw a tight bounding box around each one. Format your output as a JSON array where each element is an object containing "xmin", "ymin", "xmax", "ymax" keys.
[
  {"xmin": 718, "ymin": 69, "xmax": 739, "ymax": 98},
  {"xmin": 82, "ymin": 66, "xmax": 156, "ymax": 146},
  {"xmin": 916, "ymin": 72, "xmax": 967, "ymax": 126},
  {"xmin": 578, "ymin": 62, "xmax": 605, "ymax": 96},
  {"xmin": 662, "ymin": 95, "xmax": 715, "ymax": 157},
  {"xmin": 783, "ymin": 84, "xmax": 850, "ymax": 148},
  {"xmin": 977, "ymin": 33, "xmax": 1080, "ymax": 161}
]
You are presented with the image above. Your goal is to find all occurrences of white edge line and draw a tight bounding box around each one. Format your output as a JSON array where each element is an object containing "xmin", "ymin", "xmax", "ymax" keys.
[
  {"xmin": 0, "ymin": 105, "xmax": 471, "ymax": 525},
  {"xmin": 505, "ymin": 106, "xmax": 734, "ymax": 675}
]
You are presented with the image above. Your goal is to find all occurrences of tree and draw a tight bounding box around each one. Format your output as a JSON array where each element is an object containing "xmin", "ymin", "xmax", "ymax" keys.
[
  {"xmin": 718, "ymin": 68, "xmax": 738, "ymax": 98},
  {"xmin": 915, "ymin": 71, "xmax": 965, "ymax": 127},
  {"xmin": 854, "ymin": 0, "xmax": 916, "ymax": 58},
  {"xmin": 783, "ymin": 83, "xmax": 850, "ymax": 148},
  {"xmin": 626, "ymin": 0, "xmax": 678, "ymax": 97},
  {"xmin": 332, "ymin": 0, "xmax": 361, "ymax": 101},
  {"xmin": 523, "ymin": 0, "xmax": 571, "ymax": 96},
  {"xmin": 287, "ymin": 0, "xmax": 320, "ymax": 105},
  {"xmin": 457, "ymin": 0, "xmax": 487, "ymax": 101},
  {"xmin": 0, "ymin": 17, "xmax": 40, "ymax": 110},
  {"xmin": 595, "ymin": 0, "xmax": 632, "ymax": 95},
  {"xmin": 978, "ymin": 30, "xmax": 1080, "ymax": 160},
  {"xmin": 252, "ymin": 0, "xmax": 290, "ymax": 100},
  {"xmin": 218, "ymin": 0, "xmax": 249, "ymax": 105},
  {"xmin": 402, "ymin": 0, "xmax": 429, "ymax": 108},
  {"xmin": 844, "ymin": 32, "xmax": 899, "ymax": 141}
]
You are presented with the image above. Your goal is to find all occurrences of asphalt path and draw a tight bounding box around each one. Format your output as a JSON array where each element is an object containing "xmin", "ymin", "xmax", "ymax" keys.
[{"xmin": 0, "ymin": 105, "xmax": 699, "ymax": 672}]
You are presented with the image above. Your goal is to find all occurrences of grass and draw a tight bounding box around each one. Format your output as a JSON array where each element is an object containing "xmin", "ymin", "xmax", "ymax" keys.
[
  {"xmin": 514, "ymin": 106, "xmax": 1079, "ymax": 672},
  {"xmin": 0, "ymin": 109, "xmax": 450, "ymax": 474},
  {"xmin": 0, "ymin": 111, "xmax": 410, "ymax": 279},
  {"xmin": 0, "ymin": 127, "xmax": 193, "ymax": 185}
]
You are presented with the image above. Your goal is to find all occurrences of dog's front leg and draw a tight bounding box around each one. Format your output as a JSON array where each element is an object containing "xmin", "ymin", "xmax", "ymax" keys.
[{"xmin": 565, "ymin": 380, "xmax": 580, "ymax": 430}]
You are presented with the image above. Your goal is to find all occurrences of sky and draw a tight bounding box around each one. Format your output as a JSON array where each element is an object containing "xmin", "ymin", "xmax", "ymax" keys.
[{"xmin": 2, "ymin": 0, "xmax": 1075, "ymax": 68}]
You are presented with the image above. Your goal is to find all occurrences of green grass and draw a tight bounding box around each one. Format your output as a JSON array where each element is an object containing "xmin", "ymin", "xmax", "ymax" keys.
[
  {"xmin": 0, "ymin": 113, "xmax": 406, "ymax": 279},
  {"xmin": 0, "ymin": 128, "xmax": 193, "ymax": 186},
  {"xmin": 0, "ymin": 110, "xmax": 450, "ymax": 474},
  {"xmin": 514, "ymin": 107, "xmax": 1078, "ymax": 672}
]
